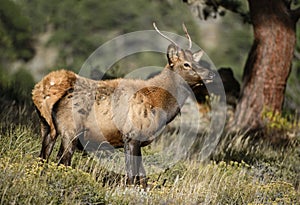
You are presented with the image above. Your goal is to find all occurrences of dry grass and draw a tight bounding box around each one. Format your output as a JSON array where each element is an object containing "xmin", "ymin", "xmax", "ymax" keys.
[{"xmin": 0, "ymin": 102, "xmax": 299, "ymax": 204}]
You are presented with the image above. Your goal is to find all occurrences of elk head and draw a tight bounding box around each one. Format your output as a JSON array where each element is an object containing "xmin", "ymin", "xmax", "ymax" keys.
[{"xmin": 153, "ymin": 23, "xmax": 215, "ymax": 87}]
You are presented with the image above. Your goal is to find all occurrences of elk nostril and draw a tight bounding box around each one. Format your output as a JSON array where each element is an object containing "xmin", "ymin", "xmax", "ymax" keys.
[{"xmin": 209, "ymin": 71, "xmax": 215, "ymax": 79}]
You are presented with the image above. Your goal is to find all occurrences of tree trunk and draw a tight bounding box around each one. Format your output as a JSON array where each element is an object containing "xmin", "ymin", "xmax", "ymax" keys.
[{"xmin": 232, "ymin": 0, "xmax": 297, "ymax": 132}]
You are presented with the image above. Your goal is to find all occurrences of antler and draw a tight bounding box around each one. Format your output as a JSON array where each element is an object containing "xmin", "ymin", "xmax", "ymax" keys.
[
  {"xmin": 153, "ymin": 22, "xmax": 178, "ymax": 47},
  {"xmin": 182, "ymin": 23, "xmax": 192, "ymax": 50}
]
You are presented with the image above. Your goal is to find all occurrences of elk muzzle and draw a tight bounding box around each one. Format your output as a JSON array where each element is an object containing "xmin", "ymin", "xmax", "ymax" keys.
[{"xmin": 196, "ymin": 67, "xmax": 215, "ymax": 84}]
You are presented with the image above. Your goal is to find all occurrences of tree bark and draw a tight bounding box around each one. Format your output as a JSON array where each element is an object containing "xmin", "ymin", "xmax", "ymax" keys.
[{"xmin": 232, "ymin": 0, "xmax": 297, "ymax": 132}]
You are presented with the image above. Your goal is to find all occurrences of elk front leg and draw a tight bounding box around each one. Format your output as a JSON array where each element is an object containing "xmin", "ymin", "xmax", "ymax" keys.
[{"xmin": 124, "ymin": 137, "xmax": 147, "ymax": 188}]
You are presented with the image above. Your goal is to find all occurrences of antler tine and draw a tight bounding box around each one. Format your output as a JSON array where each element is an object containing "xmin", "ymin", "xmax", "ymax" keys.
[
  {"xmin": 153, "ymin": 22, "xmax": 178, "ymax": 47},
  {"xmin": 182, "ymin": 23, "xmax": 192, "ymax": 50}
]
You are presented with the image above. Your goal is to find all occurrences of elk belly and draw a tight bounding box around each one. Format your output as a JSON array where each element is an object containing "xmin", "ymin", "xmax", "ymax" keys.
[{"xmin": 76, "ymin": 100, "xmax": 123, "ymax": 148}]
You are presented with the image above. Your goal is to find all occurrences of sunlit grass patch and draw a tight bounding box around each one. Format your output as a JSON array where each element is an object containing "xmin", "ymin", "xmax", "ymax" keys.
[
  {"xmin": 0, "ymin": 157, "xmax": 106, "ymax": 204},
  {"xmin": 99, "ymin": 160, "xmax": 298, "ymax": 204},
  {"xmin": 0, "ymin": 107, "xmax": 299, "ymax": 204}
]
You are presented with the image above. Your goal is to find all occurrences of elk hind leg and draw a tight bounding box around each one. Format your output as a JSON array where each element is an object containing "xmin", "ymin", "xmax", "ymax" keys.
[
  {"xmin": 57, "ymin": 131, "xmax": 78, "ymax": 166},
  {"xmin": 39, "ymin": 121, "xmax": 57, "ymax": 161}
]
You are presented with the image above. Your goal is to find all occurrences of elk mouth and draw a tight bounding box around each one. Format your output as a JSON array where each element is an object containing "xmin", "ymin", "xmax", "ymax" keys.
[
  {"xmin": 192, "ymin": 80, "xmax": 205, "ymax": 89},
  {"xmin": 192, "ymin": 73, "xmax": 214, "ymax": 88},
  {"xmin": 204, "ymin": 79, "xmax": 213, "ymax": 84}
]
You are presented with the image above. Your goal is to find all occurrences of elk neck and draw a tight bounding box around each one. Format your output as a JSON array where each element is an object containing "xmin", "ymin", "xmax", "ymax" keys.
[{"xmin": 147, "ymin": 65, "xmax": 191, "ymax": 115}]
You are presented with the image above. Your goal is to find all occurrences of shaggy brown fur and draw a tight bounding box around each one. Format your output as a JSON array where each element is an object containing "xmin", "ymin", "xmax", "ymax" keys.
[
  {"xmin": 32, "ymin": 44, "xmax": 214, "ymax": 187},
  {"xmin": 32, "ymin": 70, "xmax": 77, "ymax": 140}
]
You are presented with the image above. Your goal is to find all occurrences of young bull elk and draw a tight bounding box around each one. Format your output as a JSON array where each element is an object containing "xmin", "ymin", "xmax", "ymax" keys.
[{"xmin": 32, "ymin": 23, "xmax": 215, "ymax": 187}]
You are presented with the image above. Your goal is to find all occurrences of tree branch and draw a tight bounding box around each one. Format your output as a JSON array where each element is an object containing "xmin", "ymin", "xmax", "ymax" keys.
[
  {"xmin": 217, "ymin": 1, "xmax": 251, "ymax": 23},
  {"xmin": 183, "ymin": 0, "xmax": 251, "ymax": 23},
  {"xmin": 291, "ymin": 6, "xmax": 300, "ymax": 22}
]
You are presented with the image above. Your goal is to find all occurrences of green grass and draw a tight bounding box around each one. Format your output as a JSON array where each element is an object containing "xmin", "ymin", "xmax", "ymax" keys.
[{"xmin": 0, "ymin": 103, "xmax": 299, "ymax": 204}]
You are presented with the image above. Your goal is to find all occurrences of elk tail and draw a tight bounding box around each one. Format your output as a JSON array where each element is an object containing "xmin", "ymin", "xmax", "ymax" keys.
[{"xmin": 32, "ymin": 69, "xmax": 77, "ymax": 139}]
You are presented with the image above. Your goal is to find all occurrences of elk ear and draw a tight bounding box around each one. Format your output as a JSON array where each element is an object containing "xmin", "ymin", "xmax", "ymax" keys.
[
  {"xmin": 192, "ymin": 50, "xmax": 204, "ymax": 62},
  {"xmin": 167, "ymin": 44, "xmax": 178, "ymax": 67}
]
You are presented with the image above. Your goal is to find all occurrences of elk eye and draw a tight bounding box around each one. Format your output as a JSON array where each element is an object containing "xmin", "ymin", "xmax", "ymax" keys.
[{"xmin": 183, "ymin": 63, "xmax": 191, "ymax": 68}]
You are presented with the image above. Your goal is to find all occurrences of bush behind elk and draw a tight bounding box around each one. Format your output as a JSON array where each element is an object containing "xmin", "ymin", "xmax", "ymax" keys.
[{"xmin": 32, "ymin": 23, "xmax": 215, "ymax": 188}]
